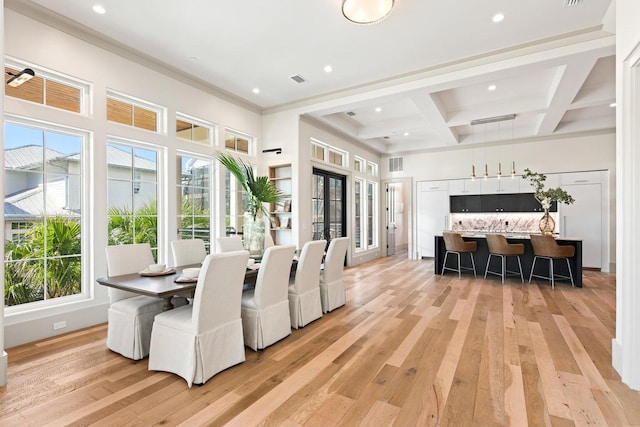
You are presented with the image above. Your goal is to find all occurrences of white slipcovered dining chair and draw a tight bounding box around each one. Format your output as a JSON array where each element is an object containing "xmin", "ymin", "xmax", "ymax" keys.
[
  {"xmin": 216, "ymin": 236, "xmax": 244, "ymax": 253},
  {"xmin": 171, "ymin": 238, "xmax": 207, "ymax": 266},
  {"xmin": 241, "ymin": 244, "xmax": 296, "ymax": 350},
  {"xmin": 319, "ymin": 237, "xmax": 350, "ymax": 313},
  {"xmin": 105, "ymin": 243, "xmax": 164, "ymax": 360},
  {"xmin": 148, "ymin": 250, "xmax": 250, "ymax": 387},
  {"xmin": 288, "ymin": 240, "xmax": 326, "ymax": 328}
]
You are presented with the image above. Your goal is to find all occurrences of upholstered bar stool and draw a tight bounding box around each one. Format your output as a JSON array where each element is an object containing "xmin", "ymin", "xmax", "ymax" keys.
[
  {"xmin": 441, "ymin": 232, "xmax": 477, "ymax": 278},
  {"xmin": 528, "ymin": 234, "xmax": 575, "ymax": 289},
  {"xmin": 484, "ymin": 234, "xmax": 525, "ymax": 284}
]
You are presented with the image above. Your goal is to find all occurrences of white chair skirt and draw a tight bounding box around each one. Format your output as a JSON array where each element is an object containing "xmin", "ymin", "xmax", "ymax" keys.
[
  {"xmin": 107, "ymin": 295, "xmax": 164, "ymax": 360},
  {"xmin": 319, "ymin": 279, "xmax": 346, "ymax": 313},
  {"xmin": 288, "ymin": 286, "xmax": 322, "ymax": 329},
  {"xmin": 148, "ymin": 305, "xmax": 246, "ymax": 387},
  {"xmin": 241, "ymin": 298, "xmax": 291, "ymax": 351}
]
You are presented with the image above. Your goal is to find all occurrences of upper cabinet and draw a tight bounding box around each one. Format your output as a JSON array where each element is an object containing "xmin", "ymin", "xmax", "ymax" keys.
[
  {"xmin": 448, "ymin": 179, "xmax": 482, "ymax": 195},
  {"xmin": 481, "ymin": 177, "xmax": 520, "ymax": 194}
]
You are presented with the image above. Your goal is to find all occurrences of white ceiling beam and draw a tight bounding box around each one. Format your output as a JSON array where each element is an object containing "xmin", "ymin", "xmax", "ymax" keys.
[
  {"xmin": 409, "ymin": 93, "xmax": 460, "ymax": 145},
  {"xmin": 535, "ymin": 56, "xmax": 599, "ymax": 135}
]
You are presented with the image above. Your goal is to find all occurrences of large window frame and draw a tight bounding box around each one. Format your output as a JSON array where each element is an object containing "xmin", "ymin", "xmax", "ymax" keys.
[
  {"xmin": 310, "ymin": 139, "xmax": 348, "ymax": 168},
  {"xmin": 4, "ymin": 117, "xmax": 90, "ymax": 312},
  {"xmin": 106, "ymin": 90, "xmax": 166, "ymax": 134},
  {"xmin": 224, "ymin": 129, "xmax": 253, "ymax": 155},
  {"xmin": 176, "ymin": 113, "xmax": 215, "ymax": 146},
  {"xmin": 106, "ymin": 138, "xmax": 162, "ymax": 260},
  {"xmin": 353, "ymin": 177, "xmax": 379, "ymax": 252},
  {"xmin": 176, "ymin": 152, "xmax": 214, "ymax": 253}
]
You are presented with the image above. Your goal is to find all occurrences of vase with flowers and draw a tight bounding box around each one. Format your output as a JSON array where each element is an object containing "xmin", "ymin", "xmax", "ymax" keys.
[
  {"xmin": 522, "ymin": 168, "xmax": 575, "ymax": 235},
  {"xmin": 216, "ymin": 152, "xmax": 283, "ymax": 258}
]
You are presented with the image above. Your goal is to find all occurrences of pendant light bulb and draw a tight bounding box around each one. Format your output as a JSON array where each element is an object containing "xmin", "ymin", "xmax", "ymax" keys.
[
  {"xmin": 511, "ymin": 161, "xmax": 516, "ymax": 178},
  {"xmin": 497, "ymin": 162, "xmax": 502, "ymax": 179},
  {"xmin": 484, "ymin": 164, "xmax": 488, "ymax": 180},
  {"xmin": 471, "ymin": 165, "xmax": 476, "ymax": 181}
]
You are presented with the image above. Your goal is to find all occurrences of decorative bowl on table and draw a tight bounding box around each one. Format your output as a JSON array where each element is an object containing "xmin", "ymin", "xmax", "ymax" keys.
[
  {"xmin": 182, "ymin": 268, "xmax": 201, "ymax": 279},
  {"xmin": 148, "ymin": 263, "xmax": 166, "ymax": 273}
]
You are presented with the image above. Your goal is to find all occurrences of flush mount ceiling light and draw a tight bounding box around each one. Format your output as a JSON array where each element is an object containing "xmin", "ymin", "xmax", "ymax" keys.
[
  {"xmin": 342, "ymin": 0, "xmax": 395, "ymax": 25},
  {"xmin": 6, "ymin": 68, "xmax": 35, "ymax": 87}
]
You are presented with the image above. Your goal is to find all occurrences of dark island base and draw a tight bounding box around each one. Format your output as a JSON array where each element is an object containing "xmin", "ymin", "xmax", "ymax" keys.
[{"xmin": 433, "ymin": 235, "xmax": 583, "ymax": 287}]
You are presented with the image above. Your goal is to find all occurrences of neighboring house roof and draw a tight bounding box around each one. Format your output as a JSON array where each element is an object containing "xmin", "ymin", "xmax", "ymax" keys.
[
  {"xmin": 101, "ymin": 145, "xmax": 157, "ymax": 171},
  {"xmin": 5, "ymin": 178, "xmax": 78, "ymax": 220},
  {"xmin": 4, "ymin": 145, "xmax": 69, "ymax": 170}
]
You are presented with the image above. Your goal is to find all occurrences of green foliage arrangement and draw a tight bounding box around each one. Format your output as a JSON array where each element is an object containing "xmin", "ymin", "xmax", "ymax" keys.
[
  {"xmin": 215, "ymin": 152, "xmax": 282, "ymax": 220},
  {"xmin": 522, "ymin": 168, "xmax": 575, "ymax": 209}
]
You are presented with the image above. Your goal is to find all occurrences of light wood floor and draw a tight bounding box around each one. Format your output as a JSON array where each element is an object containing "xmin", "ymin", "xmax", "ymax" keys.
[{"xmin": 2, "ymin": 255, "xmax": 640, "ymax": 426}]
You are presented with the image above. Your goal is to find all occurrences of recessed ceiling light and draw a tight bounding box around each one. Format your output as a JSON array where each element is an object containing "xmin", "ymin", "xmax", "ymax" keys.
[
  {"xmin": 610, "ymin": 102, "xmax": 617, "ymax": 107},
  {"xmin": 252, "ymin": 88, "xmax": 260, "ymax": 94},
  {"xmin": 324, "ymin": 65, "xmax": 333, "ymax": 73},
  {"xmin": 404, "ymin": 132, "xmax": 409, "ymax": 136},
  {"xmin": 375, "ymin": 107, "xmax": 382, "ymax": 113},
  {"xmin": 492, "ymin": 13, "xmax": 504, "ymax": 23},
  {"xmin": 488, "ymin": 84, "xmax": 497, "ymax": 91},
  {"xmin": 93, "ymin": 4, "xmax": 106, "ymax": 14}
]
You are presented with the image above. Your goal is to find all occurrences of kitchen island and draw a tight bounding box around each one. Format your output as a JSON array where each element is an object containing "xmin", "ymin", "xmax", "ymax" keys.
[{"xmin": 433, "ymin": 233, "xmax": 583, "ymax": 287}]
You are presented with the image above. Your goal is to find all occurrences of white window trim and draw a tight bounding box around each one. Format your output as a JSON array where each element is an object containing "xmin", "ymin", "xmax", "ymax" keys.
[
  {"xmin": 367, "ymin": 180, "xmax": 379, "ymax": 249},
  {"xmin": 4, "ymin": 115, "xmax": 92, "ymax": 315},
  {"xmin": 310, "ymin": 138, "xmax": 349, "ymax": 169},
  {"xmin": 106, "ymin": 89, "xmax": 167, "ymax": 134},
  {"xmin": 354, "ymin": 177, "xmax": 365, "ymax": 252},
  {"xmin": 367, "ymin": 161, "xmax": 378, "ymax": 177},
  {"xmin": 5, "ymin": 56, "xmax": 92, "ymax": 116},
  {"xmin": 354, "ymin": 156, "xmax": 365, "ymax": 173},
  {"xmin": 223, "ymin": 128, "xmax": 255, "ymax": 156},
  {"xmin": 176, "ymin": 112, "xmax": 215, "ymax": 146}
]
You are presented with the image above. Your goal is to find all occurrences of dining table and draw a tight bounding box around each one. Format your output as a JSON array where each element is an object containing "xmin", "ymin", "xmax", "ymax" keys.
[{"xmin": 96, "ymin": 260, "xmax": 297, "ymax": 311}]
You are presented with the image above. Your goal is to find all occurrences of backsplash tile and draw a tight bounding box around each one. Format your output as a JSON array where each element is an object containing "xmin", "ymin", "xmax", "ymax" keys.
[{"xmin": 450, "ymin": 212, "xmax": 558, "ymax": 234}]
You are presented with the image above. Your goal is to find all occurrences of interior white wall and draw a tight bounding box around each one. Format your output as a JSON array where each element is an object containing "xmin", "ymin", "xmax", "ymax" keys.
[
  {"xmin": 382, "ymin": 131, "xmax": 616, "ymax": 265},
  {"xmin": 614, "ymin": 0, "xmax": 640, "ymax": 391},
  {"xmin": 297, "ymin": 117, "xmax": 382, "ymax": 266},
  {"xmin": 2, "ymin": 9, "xmax": 263, "ymax": 348}
]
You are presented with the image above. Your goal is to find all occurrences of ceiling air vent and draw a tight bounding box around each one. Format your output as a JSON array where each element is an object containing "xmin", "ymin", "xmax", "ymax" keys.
[
  {"xmin": 290, "ymin": 74, "xmax": 306, "ymax": 84},
  {"xmin": 383, "ymin": 136, "xmax": 390, "ymax": 139},
  {"xmin": 562, "ymin": 0, "xmax": 583, "ymax": 6},
  {"xmin": 346, "ymin": 111, "xmax": 356, "ymax": 117},
  {"xmin": 389, "ymin": 157, "xmax": 404, "ymax": 172}
]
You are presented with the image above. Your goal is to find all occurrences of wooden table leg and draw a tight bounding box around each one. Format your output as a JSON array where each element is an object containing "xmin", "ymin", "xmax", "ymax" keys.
[{"xmin": 162, "ymin": 296, "xmax": 174, "ymax": 311}]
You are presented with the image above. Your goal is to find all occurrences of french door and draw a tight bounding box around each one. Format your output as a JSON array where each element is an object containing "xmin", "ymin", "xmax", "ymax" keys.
[{"xmin": 312, "ymin": 168, "xmax": 346, "ymax": 245}]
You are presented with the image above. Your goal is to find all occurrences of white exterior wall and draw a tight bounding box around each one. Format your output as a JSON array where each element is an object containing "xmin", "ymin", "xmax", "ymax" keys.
[{"xmin": 2, "ymin": 9, "xmax": 262, "ymax": 348}]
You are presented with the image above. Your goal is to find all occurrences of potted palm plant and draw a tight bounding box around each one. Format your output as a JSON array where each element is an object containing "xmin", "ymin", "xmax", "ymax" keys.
[
  {"xmin": 215, "ymin": 152, "xmax": 283, "ymax": 257},
  {"xmin": 522, "ymin": 168, "xmax": 574, "ymax": 234}
]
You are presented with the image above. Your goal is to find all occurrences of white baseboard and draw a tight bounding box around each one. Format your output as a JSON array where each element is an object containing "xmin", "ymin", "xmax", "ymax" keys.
[{"xmin": 0, "ymin": 351, "xmax": 7, "ymax": 386}]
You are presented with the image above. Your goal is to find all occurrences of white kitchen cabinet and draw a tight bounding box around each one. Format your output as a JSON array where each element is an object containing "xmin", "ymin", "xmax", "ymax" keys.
[
  {"xmin": 417, "ymin": 181, "xmax": 449, "ymax": 258},
  {"xmin": 481, "ymin": 177, "xmax": 520, "ymax": 194},
  {"xmin": 449, "ymin": 178, "xmax": 481, "ymax": 195},
  {"xmin": 560, "ymin": 171, "xmax": 604, "ymax": 269}
]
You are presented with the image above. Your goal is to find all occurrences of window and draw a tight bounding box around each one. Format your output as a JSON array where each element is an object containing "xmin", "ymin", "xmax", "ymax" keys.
[
  {"xmin": 224, "ymin": 168, "xmax": 249, "ymax": 236},
  {"xmin": 4, "ymin": 121, "xmax": 85, "ymax": 307},
  {"xmin": 354, "ymin": 157, "xmax": 364, "ymax": 172},
  {"xmin": 367, "ymin": 161, "xmax": 378, "ymax": 177},
  {"xmin": 4, "ymin": 62, "xmax": 88, "ymax": 114},
  {"xmin": 224, "ymin": 130, "xmax": 251, "ymax": 154},
  {"xmin": 354, "ymin": 179, "xmax": 363, "ymax": 250},
  {"xmin": 106, "ymin": 140, "xmax": 160, "ymax": 258},
  {"xmin": 106, "ymin": 91, "xmax": 164, "ymax": 133},
  {"xmin": 176, "ymin": 114, "xmax": 213, "ymax": 145},
  {"xmin": 310, "ymin": 139, "xmax": 347, "ymax": 168},
  {"xmin": 367, "ymin": 182, "xmax": 378, "ymax": 247},
  {"xmin": 353, "ymin": 178, "xmax": 378, "ymax": 252},
  {"xmin": 177, "ymin": 154, "xmax": 213, "ymax": 252}
]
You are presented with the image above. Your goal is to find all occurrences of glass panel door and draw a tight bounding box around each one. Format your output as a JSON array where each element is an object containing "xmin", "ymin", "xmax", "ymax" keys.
[{"xmin": 312, "ymin": 168, "xmax": 346, "ymax": 246}]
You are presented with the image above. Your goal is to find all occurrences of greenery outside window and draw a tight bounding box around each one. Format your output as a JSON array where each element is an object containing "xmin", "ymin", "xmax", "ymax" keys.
[
  {"xmin": 177, "ymin": 153, "xmax": 213, "ymax": 252},
  {"xmin": 106, "ymin": 139, "xmax": 160, "ymax": 259},
  {"xmin": 4, "ymin": 121, "xmax": 85, "ymax": 308}
]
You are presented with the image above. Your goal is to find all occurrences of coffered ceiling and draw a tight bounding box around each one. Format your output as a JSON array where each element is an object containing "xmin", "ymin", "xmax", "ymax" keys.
[{"xmin": 9, "ymin": 0, "xmax": 616, "ymax": 154}]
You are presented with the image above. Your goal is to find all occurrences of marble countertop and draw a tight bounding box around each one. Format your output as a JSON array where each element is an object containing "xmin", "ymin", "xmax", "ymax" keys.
[{"xmin": 440, "ymin": 231, "xmax": 582, "ymax": 241}]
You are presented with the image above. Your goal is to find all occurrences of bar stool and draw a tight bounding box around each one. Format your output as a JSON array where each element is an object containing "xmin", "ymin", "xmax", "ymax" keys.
[
  {"xmin": 441, "ymin": 232, "xmax": 477, "ymax": 278},
  {"xmin": 484, "ymin": 234, "xmax": 525, "ymax": 284},
  {"xmin": 528, "ymin": 234, "xmax": 575, "ymax": 289}
]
